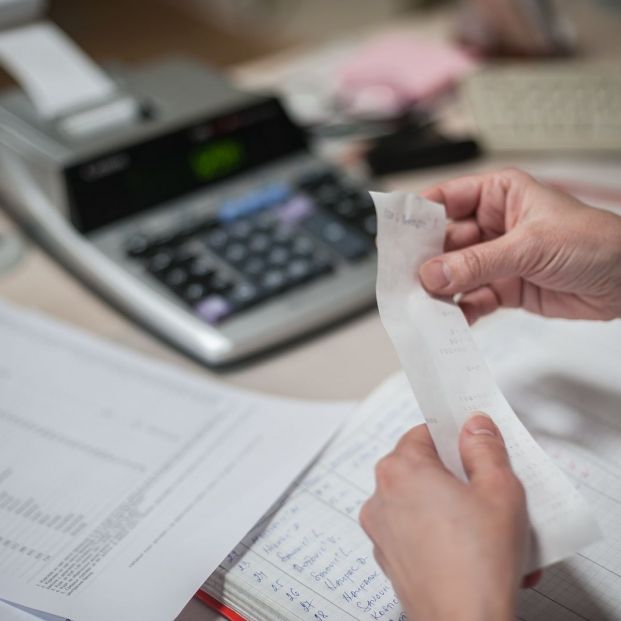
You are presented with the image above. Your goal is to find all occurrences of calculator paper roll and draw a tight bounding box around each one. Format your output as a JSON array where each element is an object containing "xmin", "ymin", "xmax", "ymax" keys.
[
  {"xmin": 0, "ymin": 21, "xmax": 115, "ymax": 118},
  {"xmin": 371, "ymin": 191, "xmax": 601, "ymax": 571}
]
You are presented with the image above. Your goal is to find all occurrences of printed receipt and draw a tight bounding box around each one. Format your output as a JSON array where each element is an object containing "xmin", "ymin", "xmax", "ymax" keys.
[{"xmin": 371, "ymin": 191, "xmax": 601, "ymax": 570}]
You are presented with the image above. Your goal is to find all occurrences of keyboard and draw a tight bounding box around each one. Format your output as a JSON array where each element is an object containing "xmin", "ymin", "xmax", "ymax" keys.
[
  {"xmin": 463, "ymin": 63, "xmax": 621, "ymax": 151},
  {"xmin": 121, "ymin": 169, "xmax": 377, "ymax": 327}
]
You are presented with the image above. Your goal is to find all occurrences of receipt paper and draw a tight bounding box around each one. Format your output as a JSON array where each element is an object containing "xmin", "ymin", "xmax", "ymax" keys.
[{"xmin": 372, "ymin": 191, "xmax": 600, "ymax": 571}]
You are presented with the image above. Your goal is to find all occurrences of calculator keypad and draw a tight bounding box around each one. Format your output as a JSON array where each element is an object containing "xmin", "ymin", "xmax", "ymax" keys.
[{"xmin": 124, "ymin": 170, "xmax": 375, "ymax": 325}]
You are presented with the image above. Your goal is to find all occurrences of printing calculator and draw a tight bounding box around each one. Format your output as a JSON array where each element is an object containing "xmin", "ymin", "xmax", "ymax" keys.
[{"xmin": 0, "ymin": 58, "xmax": 377, "ymax": 367}]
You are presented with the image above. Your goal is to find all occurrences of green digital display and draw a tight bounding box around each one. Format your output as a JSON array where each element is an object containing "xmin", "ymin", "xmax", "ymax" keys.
[
  {"xmin": 66, "ymin": 98, "xmax": 307, "ymax": 232},
  {"xmin": 190, "ymin": 139, "xmax": 246, "ymax": 182}
]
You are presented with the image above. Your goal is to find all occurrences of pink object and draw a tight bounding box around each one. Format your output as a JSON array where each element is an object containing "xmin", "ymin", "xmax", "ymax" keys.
[{"xmin": 338, "ymin": 33, "xmax": 478, "ymax": 113}]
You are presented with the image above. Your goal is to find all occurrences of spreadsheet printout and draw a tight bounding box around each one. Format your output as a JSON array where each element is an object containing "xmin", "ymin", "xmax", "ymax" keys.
[
  {"xmin": 204, "ymin": 313, "xmax": 621, "ymax": 621},
  {"xmin": 0, "ymin": 301, "xmax": 349, "ymax": 621}
]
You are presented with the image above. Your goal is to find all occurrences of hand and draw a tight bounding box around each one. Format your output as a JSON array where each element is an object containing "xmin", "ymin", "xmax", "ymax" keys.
[
  {"xmin": 418, "ymin": 168, "xmax": 621, "ymax": 324},
  {"xmin": 360, "ymin": 414, "xmax": 539, "ymax": 621}
]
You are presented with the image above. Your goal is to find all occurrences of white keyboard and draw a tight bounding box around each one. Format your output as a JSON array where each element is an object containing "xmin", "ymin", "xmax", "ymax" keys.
[{"xmin": 464, "ymin": 63, "xmax": 621, "ymax": 151}]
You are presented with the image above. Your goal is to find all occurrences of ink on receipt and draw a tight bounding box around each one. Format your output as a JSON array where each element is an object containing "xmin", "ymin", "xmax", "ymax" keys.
[{"xmin": 371, "ymin": 191, "xmax": 601, "ymax": 571}]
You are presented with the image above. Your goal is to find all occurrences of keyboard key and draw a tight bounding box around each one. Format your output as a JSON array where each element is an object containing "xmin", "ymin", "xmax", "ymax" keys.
[{"xmin": 195, "ymin": 295, "xmax": 233, "ymax": 324}]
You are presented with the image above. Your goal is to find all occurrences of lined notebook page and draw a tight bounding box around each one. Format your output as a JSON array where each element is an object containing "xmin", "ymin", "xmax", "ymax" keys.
[{"xmin": 203, "ymin": 312, "xmax": 621, "ymax": 621}]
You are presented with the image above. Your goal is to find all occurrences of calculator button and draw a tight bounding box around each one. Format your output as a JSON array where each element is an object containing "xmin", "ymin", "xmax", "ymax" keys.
[
  {"xmin": 262, "ymin": 269, "xmax": 287, "ymax": 292},
  {"xmin": 147, "ymin": 251, "xmax": 174, "ymax": 274},
  {"xmin": 241, "ymin": 256, "xmax": 266, "ymax": 277},
  {"xmin": 188, "ymin": 257, "xmax": 216, "ymax": 279},
  {"xmin": 267, "ymin": 246, "xmax": 290, "ymax": 267},
  {"xmin": 224, "ymin": 243, "xmax": 249, "ymax": 265},
  {"xmin": 125, "ymin": 234, "xmax": 150, "ymax": 257},
  {"xmin": 164, "ymin": 268, "xmax": 189, "ymax": 289},
  {"xmin": 362, "ymin": 214, "xmax": 377, "ymax": 237},
  {"xmin": 228, "ymin": 283, "xmax": 261, "ymax": 307},
  {"xmin": 229, "ymin": 219, "xmax": 254, "ymax": 241},
  {"xmin": 209, "ymin": 275, "xmax": 234, "ymax": 294},
  {"xmin": 287, "ymin": 259, "xmax": 312, "ymax": 283},
  {"xmin": 248, "ymin": 233, "xmax": 271, "ymax": 254},
  {"xmin": 301, "ymin": 212, "xmax": 372, "ymax": 261},
  {"xmin": 195, "ymin": 295, "xmax": 233, "ymax": 324},
  {"xmin": 206, "ymin": 229, "xmax": 229, "ymax": 251},
  {"xmin": 182, "ymin": 282, "xmax": 207, "ymax": 304},
  {"xmin": 291, "ymin": 235, "xmax": 316, "ymax": 257}
]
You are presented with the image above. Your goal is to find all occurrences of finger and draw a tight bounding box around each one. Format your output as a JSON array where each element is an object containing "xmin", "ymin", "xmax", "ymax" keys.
[
  {"xmin": 421, "ymin": 168, "xmax": 534, "ymax": 223},
  {"xmin": 372, "ymin": 545, "xmax": 391, "ymax": 579},
  {"xmin": 459, "ymin": 285, "xmax": 502, "ymax": 324},
  {"xmin": 521, "ymin": 569, "xmax": 543, "ymax": 589},
  {"xmin": 445, "ymin": 219, "xmax": 481, "ymax": 252},
  {"xmin": 459, "ymin": 412, "xmax": 512, "ymax": 482},
  {"xmin": 418, "ymin": 230, "xmax": 527, "ymax": 296},
  {"xmin": 421, "ymin": 176, "xmax": 485, "ymax": 221},
  {"xmin": 393, "ymin": 423, "xmax": 443, "ymax": 469}
]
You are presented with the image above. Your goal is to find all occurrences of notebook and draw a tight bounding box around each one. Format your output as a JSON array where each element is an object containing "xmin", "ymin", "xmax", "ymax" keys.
[{"xmin": 200, "ymin": 310, "xmax": 621, "ymax": 621}]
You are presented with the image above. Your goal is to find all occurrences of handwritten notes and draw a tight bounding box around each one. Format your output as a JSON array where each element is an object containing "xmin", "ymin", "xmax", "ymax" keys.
[
  {"xmin": 203, "ymin": 312, "xmax": 621, "ymax": 621},
  {"xmin": 203, "ymin": 374, "xmax": 413, "ymax": 621},
  {"xmin": 371, "ymin": 191, "xmax": 600, "ymax": 571}
]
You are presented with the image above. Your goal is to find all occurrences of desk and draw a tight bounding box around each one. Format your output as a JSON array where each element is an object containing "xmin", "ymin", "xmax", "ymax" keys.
[{"xmin": 0, "ymin": 3, "xmax": 620, "ymax": 620}]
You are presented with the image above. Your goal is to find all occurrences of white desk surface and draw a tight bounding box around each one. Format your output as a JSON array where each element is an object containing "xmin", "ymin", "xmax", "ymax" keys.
[{"xmin": 1, "ymin": 4, "xmax": 620, "ymax": 620}]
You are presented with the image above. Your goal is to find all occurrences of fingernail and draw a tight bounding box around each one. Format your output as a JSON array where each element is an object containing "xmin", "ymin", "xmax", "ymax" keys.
[
  {"xmin": 419, "ymin": 260, "xmax": 451, "ymax": 290},
  {"xmin": 464, "ymin": 412, "xmax": 498, "ymax": 437}
]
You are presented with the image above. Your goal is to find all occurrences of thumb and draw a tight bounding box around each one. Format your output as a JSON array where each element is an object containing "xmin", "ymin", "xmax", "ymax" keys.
[
  {"xmin": 419, "ymin": 232, "xmax": 524, "ymax": 295},
  {"xmin": 459, "ymin": 412, "xmax": 511, "ymax": 482}
]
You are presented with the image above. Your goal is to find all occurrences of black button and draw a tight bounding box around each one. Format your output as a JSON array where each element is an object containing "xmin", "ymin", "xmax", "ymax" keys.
[
  {"xmin": 302, "ymin": 212, "xmax": 372, "ymax": 261},
  {"xmin": 362, "ymin": 214, "xmax": 377, "ymax": 237},
  {"xmin": 206, "ymin": 229, "xmax": 229, "ymax": 251},
  {"xmin": 164, "ymin": 267, "xmax": 189, "ymax": 289},
  {"xmin": 267, "ymin": 246, "xmax": 290, "ymax": 267},
  {"xmin": 188, "ymin": 257, "xmax": 216, "ymax": 279},
  {"xmin": 261, "ymin": 269, "xmax": 286, "ymax": 292},
  {"xmin": 147, "ymin": 251, "xmax": 174, "ymax": 274},
  {"xmin": 248, "ymin": 233, "xmax": 271, "ymax": 254},
  {"xmin": 125, "ymin": 234, "xmax": 150, "ymax": 258},
  {"xmin": 182, "ymin": 282, "xmax": 207, "ymax": 304},
  {"xmin": 228, "ymin": 282, "xmax": 262, "ymax": 308},
  {"xmin": 224, "ymin": 243, "xmax": 248, "ymax": 265},
  {"xmin": 209, "ymin": 275, "xmax": 234, "ymax": 294},
  {"xmin": 242, "ymin": 256, "xmax": 265, "ymax": 277}
]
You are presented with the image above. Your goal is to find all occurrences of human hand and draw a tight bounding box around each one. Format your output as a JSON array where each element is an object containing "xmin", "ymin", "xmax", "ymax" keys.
[
  {"xmin": 360, "ymin": 414, "xmax": 540, "ymax": 621},
  {"xmin": 418, "ymin": 169, "xmax": 621, "ymax": 324}
]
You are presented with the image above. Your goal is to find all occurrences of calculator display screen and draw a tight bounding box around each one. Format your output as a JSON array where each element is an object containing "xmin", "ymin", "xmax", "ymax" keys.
[{"xmin": 64, "ymin": 98, "xmax": 307, "ymax": 233}]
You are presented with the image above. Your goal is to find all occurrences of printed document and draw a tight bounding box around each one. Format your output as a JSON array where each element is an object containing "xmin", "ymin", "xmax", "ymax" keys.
[{"xmin": 0, "ymin": 301, "xmax": 349, "ymax": 621}]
